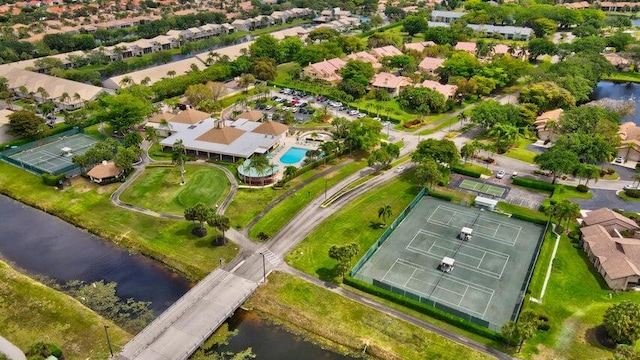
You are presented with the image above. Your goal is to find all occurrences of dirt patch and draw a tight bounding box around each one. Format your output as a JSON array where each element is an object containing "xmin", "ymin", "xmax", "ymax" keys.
[
  {"xmin": 591, "ymin": 325, "xmax": 616, "ymax": 349},
  {"xmin": 532, "ymin": 344, "xmax": 565, "ymax": 360}
]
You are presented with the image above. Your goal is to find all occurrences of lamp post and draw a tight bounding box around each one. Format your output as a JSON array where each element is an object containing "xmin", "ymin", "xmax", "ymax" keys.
[
  {"xmin": 104, "ymin": 325, "xmax": 113, "ymax": 357},
  {"xmin": 219, "ymin": 258, "xmax": 224, "ymax": 268},
  {"xmin": 259, "ymin": 252, "xmax": 266, "ymax": 283},
  {"xmin": 324, "ymin": 179, "xmax": 327, "ymax": 201}
]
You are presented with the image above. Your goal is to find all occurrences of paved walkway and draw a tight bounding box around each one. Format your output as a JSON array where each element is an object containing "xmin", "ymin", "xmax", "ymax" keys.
[{"xmin": 0, "ymin": 335, "xmax": 25, "ymax": 360}]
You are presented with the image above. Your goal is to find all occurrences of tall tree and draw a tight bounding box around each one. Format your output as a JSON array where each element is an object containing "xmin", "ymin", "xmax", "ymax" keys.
[
  {"xmin": 412, "ymin": 139, "xmax": 460, "ymax": 168},
  {"xmin": 533, "ymin": 147, "xmax": 579, "ymax": 184},
  {"xmin": 7, "ymin": 110, "xmax": 45, "ymax": 138},
  {"xmin": 377, "ymin": 205, "xmax": 392, "ymax": 226},
  {"xmin": 172, "ymin": 139, "xmax": 188, "ymax": 185},
  {"xmin": 96, "ymin": 93, "xmax": 153, "ymax": 134},
  {"xmin": 184, "ymin": 203, "xmax": 214, "ymax": 237},
  {"xmin": 415, "ymin": 159, "xmax": 442, "ymax": 189},
  {"xmin": 328, "ymin": 243, "xmax": 359, "ymax": 279},
  {"xmin": 207, "ymin": 214, "xmax": 231, "ymax": 245}
]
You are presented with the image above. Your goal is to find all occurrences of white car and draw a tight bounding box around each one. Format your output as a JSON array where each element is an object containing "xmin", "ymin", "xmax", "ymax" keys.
[
  {"xmin": 624, "ymin": 184, "xmax": 640, "ymax": 190},
  {"xmin": 395, "ymin": 166, "xmax": 406, "ymax": 173},
  {"xmin": 615, "ymin": 156, "xmax": 624, "ymax": 163},
  {"xmin": 356, "ymin": 113, "xmax": 366, "ymax": 119},
  {"xmin": 348, "ymin": 110, "xmax": 359, "ymax": 116},
  {"xmin": 496, "ymin": 170, "xmax": 506, "ymax": 179}
]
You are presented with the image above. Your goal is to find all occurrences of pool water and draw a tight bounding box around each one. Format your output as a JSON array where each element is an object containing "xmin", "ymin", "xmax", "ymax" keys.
[{"xmin": 279, "ymin": 147, "xmax": 308, "ymax": 165}]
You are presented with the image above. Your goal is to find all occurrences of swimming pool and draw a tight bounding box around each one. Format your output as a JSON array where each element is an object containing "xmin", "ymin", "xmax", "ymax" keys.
[{"xmin": 279, "ymin": 147, "xmax": 308, "ymax": 165}]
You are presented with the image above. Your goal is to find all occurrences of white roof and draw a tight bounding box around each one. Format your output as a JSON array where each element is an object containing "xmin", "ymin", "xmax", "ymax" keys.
[
  {"xmin": 103, "ymin": 57, "xmax": 206, "ymax": 89},
  {"xmin": 461, "ymin": 227, "xmax": 473, "ymax": 234},
  {"xmin": 442, "ymin": 257, "xmax": 455, "ymax": 266}
]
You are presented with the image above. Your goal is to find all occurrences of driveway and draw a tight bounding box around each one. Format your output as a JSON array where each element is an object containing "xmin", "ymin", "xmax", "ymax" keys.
[
  {"xmin": 577, "ymin": 189, "xmax": 640, "ymax": 212},
  {"xmin": 0, "ymin": 335, "xmax": 25, "ymax": 360}
]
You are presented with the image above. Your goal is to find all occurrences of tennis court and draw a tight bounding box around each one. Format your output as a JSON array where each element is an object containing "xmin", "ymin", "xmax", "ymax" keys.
[
  {"xmin": 459, "ymin": 179, "xmax": 507, "ymax": 198},
  {"xmin": 7, "ymin": 133, "xmax": 98, "ymax": 175},
  {"xmin": 352, "ymin": 196, "xmax": 544, "ymax": 329}
]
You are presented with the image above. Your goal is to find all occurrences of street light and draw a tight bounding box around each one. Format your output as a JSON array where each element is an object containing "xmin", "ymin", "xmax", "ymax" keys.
[
  {"xmin": 259, "ymin": 252, "xmax": 266, "ymax": 283},
  {"xmin": 324, "ymin": 179, "xmax": 328, "ymax": 201},
  {"xmin": 219, "ymin": 258, "xmax": 224, "ymax": 268},
  {"xmin": 104, "ymin": 325, "xmax": 113, "ymax": 357}
]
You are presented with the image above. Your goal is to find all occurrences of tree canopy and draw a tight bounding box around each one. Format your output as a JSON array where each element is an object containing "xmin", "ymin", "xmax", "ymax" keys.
[
  {"xmin": 95, "ymin": 93, "xmax": 153, "ymax": 134},
  {"xmin": 7, "ymin": 110, "xmax": 45, "ymax": 138},
  {"xmin": 604, "ymin": 301, "xmax": 640, "ymax": 345}
]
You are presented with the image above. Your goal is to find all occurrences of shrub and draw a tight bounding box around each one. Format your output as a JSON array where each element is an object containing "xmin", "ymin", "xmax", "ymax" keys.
[
  {"xmin": 575, "ymin": 184, "xmax": 590, "ymax": 193},
  {"xmin": 41, "ymin": 173, "xmax": 66, "ymax": 186},
  {"xmin": 607, "ymin": 167, "xmax": 616, "ymax": 175},
  {"xmin": 512, "ymin": 177, "xmax": 556, "ymax": 192},
  {"xmin": 257, "ymin": 232, "xmax": 270, "ymax": 241},
  {"xmin": 625, "ymin": 189, "xmax": 640, "ymax": 198},
  {"xmin": 568, "ymin": 230, "xmax": 581, "ymax": 242},
  {"xmin": 428, "ymin": 190, "xmax": 453, "ymax": 202},
  {"xmin": 451, "ymin": 165, "xmax": 482, "ymax": 178}
]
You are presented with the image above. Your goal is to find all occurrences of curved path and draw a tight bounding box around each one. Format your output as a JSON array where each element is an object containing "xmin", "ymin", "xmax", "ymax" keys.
[{"xmin": 0, "ymin": 335, "xmax": 25, "ymax": 360}]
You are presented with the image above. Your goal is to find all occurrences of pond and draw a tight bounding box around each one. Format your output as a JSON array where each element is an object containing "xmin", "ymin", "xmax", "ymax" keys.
[
  {"xmin": 0, "ymin": 194, "xmax": 191, "ymax": 313},
  {"xmin": 593, "ymin": 81, "xmax": 640, "ymax": 124},
  {"xmin": 218, "ymin": 310, "xmax": 354, "ymax": 360}
]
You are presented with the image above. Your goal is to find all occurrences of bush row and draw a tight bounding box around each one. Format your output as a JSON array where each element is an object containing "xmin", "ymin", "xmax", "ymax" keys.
[
  {"xmin": 426, "ymin": 190, "xmax": 454, "ymax": 202},
  {"xmin": 41, "ymin": 173, "xmax": 66, "ymax": 186},
  {"xmin": 512, "ymin": 177, "xmax": 556, "ymax": 192},
  {"xmin": 344, "ymin": 276, "xmax": 503, "ymax": 341},
  {"xmin": 509, "ymin": 211, "xmax": 549, "ymax": 226},
  {"xmin": 451, "ymin": 165, "xmax": 482, "ymax": 178},
  {"xmin": 625, "ymin": 189, "xmax": 640, "ymax": 198}
]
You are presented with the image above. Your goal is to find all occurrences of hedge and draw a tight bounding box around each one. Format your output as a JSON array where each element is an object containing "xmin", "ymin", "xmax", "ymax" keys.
[
  {"xmin": 509, "ymin": 212, "xmax": 549, "ymax": 225},
  {"xmin": 41, "ymin": 173, "xmax": 66, "ymax": 186},
  {"xmin": 451, "ymin": 165, "xmax": 482, "ymax": 178},
  {"xmin": 427, "ymin": 190, "xmax": 454, "ymax": 202},
  {"xmin": 512, "ymin": 177, "xmax": 555, "ymax": 192},
  {"xmin": 344, "ymin": 276, "xmax": 503, "ymax": 341}
]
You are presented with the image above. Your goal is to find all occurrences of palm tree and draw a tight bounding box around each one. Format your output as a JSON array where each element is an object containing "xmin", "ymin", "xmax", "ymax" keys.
[
  {"xmin": 172, "ymin": 139, "xmax": 188, "ymax": 185},
  {"xmin": 167, "ymin": 70, "xmax": 176, "ymax": 78},
  {"xmin": 119, "ymin": 76, "xmax": 134, "ymax": 88},
  {"xmin": 284, "ymin": 165, "xmax": 297, "ymax": 180},
  {"xmin": 545, "ymin": 200, "xmax": 580, "ymax": 230},
  {"xmin": 378, "ymin": 205, "xmax": 392, "ymax": 226},
  {"xmin": 72, "ymin": 92, "xmax": 82, "ymax": 107},
  {"xmin": 36, "ymin": 86, "xmax": 49, "ymax": 103},
  {"xmin": 249, "ymin": 155, "xmax": 270, "ymax": 187},
  {"xmin": 58, "ymin": 92, "xmax": 70, "ymax": 109},
  {"xmin": 140, "ymin": 76, "xmax": 151, "ymax": 86},
  {"xmin": 207, "ymin": 214, "xmax": 230, "ymax": 245},
  {"xmin": 18, "ymin": 85, "xmax": 28, "ymax": 99}
]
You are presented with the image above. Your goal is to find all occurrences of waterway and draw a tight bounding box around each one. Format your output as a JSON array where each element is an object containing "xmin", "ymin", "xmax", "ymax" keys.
[
  {"xmin": 219, "ymin": 310, "xmax": 353, "ymax": 360},
  {"xmin": 593, "ymin": 81, "xmax": 640, "ymax": 124},
  {"xmin": 0, "ymin": 194, "xmax": 191, "ymax": 314},
  {"xmin": 0, "ymin": 194, "xmax": 351, "ymax": 359}
]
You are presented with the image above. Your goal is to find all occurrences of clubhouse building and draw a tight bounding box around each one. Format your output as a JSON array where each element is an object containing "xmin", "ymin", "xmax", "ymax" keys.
[{"xmin": 153, "ymin": 109, "xmax": 289, "ymax": 162}]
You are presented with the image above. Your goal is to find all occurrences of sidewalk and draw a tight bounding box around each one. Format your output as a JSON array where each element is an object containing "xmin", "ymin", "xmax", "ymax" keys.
[{"xmin": 0, "ymin": 336, "xmax": 25, "ymax": 360}]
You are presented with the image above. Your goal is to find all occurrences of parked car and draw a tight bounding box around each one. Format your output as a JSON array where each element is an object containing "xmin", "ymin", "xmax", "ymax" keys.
[
  {"xmin": 624, "ymin": 184, "xmax": 640, "ymax": 190},
  {"xmin": 395, "ymin": 166, "xmax": 406, "ymax": 173},
  {"xmin": 496, "ymin": 170, "xmax": 506, "ymax": 179},
  {"xmin": 348, "ymin": 109, "xmax": 359, "ymax": 116},
  {"xmin": 615, "ymin": 156, "xmax": 624, "ymax": 163},
  {"xmin": 356, "ymin": 113, "xmax": 366, "ymax": 119}
]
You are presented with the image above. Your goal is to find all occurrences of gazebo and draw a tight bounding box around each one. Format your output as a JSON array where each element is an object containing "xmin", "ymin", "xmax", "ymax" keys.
[{"xmin": 237, "ymin": 159, "xmax": 279, "ymax": 185}]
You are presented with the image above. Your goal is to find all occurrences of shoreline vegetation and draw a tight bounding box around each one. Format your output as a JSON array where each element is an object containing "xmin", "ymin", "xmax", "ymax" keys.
[{"xmin": 0, "ymin": 259, "xmax": 132, "ymax": 359}]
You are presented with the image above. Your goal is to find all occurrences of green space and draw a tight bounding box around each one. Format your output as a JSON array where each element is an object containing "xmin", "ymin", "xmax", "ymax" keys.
[
  {"xmin": 0, "ymin": 162, "xmax": 238, "ymax": 280},
  {"xmin": 0, "ymin": 259, "xmax": 132, "ymax": 359},
  {"xmin": 457, "ymin": 162, "xmax": 492, "ymax": 176},
  {"xmin": 119, "ymin": 164, "xmax": 230, "ymax": 216},
  {"xmin": 601, "ymin": 71, "xmax": 640, "ymax": 83},
  {"xmin": 550, "ymin": 184, "xmax": 593, "ymax": 202},
  {"xmin": 286, "ymin": 170, "xmax": 420, "ymax": 280},
  {"xmin": 503, "ymin": 137, "xmax": 538, "ymax": 163},
  {"xmin": 248, "ymin": 272, "xmax": 493, "ymax": 360},
  {"xmin": 147, "ymin": 143, "xmax": 174, "ymax": 161},
  {"xmin": 521, "ymin": 232, "xmax": 640, "ymax": 359},
  {"xmin": 249, "ymin": 159, "xmax": 368, "ymax": 240},
  {"xmin": 496, "ymin": 201, "xmax": 549, "ymax": 224}
]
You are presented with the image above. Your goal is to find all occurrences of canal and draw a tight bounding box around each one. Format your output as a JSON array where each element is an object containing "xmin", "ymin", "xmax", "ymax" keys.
[{"xmin": 593, "ymin": 81, "xmax": 640, "ymax": 124}]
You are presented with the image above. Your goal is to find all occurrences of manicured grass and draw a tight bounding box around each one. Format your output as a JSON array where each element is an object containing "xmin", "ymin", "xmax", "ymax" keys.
[
  {"xmin": 83, "ymin": 123, "xmax": 107, "ymax": 140},
  {"xmin": 551, "ymin": 185, "xmax": 593, "ymax": 201},
  {"xmin": 602, "ymin": 172, "xmax": 620, "ymax": 180},
  {"xmin": 457, "ymin": 161, "xmax": 492, "ymax": 176},
  {"xmin": 226, "ymin": 187, "xmax": 282, "ymax": 229},
  {"xmin": 119, "ymin": 164, "xmax": 230, "ymax": 216},
  {"xmin": 286, "ymin": 170, "xmax": 420, "ymax": 281},
  {"xmin": 148, "ymin": 142, "xmax": 174, "ymax": 161},
  {"xmin": 0, "ymin": 260, "xmax": 132, "ymax": 359},
  {"xmin": 249, "ymin": 160, "xmax": 368, "ymax": 240},
  {"xmin": 601, "ymin": 71, "xmax": 640, "ymax": 83},
  {"xmin": 617, "ymin": 190, "xmax": 640, "ymax": 202},
  {"xmin": 504, "ymin": 137, "xmax": 538, "ymax": 164},
  {"xmin": 247, "ymin": 272, "xmax": 493, "ymax": 360},
  {"xmin": 0, "ymin": 163, "xmax": 238, "ymax": 280},
  {"xmin": 496, "ymin": 201, "xmax": 549, "ymax": 223},
  {"xmin": 521, "ymin": 234, "xmax": 640, "ymax": 359},
  {"xmin": 352, "ymin": 98, "xmax": 417, "ymax": 123}
]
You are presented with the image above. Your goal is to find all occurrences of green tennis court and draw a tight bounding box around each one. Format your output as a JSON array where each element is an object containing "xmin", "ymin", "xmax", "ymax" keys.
[{"xmin": 459, "ymin": 179, "xmax": 506, "ymax": 197}]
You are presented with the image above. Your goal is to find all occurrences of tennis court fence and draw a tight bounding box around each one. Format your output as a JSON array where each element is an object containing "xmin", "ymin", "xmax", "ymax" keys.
[
  {"xmin": 351, "ymin": 187, "xmax": 427, "ymax": 276},
  {"xmin": 0, "ymin": 127, "xmax": 85, "ymax": 176}
]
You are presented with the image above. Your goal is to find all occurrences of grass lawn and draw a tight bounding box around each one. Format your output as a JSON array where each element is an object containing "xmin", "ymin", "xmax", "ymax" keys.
[
  {"xmin": 521, "ymin": 233, "xmax": 640, "ymax": 359},
  {"xmin": 617, "ymin": 190, "xmax": 640, "ymax": 202},
  {"xmin": 83, "ymin": 123, "xmax": 107, "ymax": 140},
  {"xmin": 286, "ymin": 170, "xmax": 420, "ymax": 281},
  {"xmin": 352, "ymin": 98, "xmax": 417, "ymax": 123},
  {"xmin": 496, "ymin": 201, "xmax": 549, "ymax": 223},
  {"xmin": 504, "ymin": 137, "xmax": 538, "ymax": 164},
  {"xmin": 0, "ymin": 260, "xmax": 132, "ymax": 359},
  {"xmin": 0, "ymin": 162, "xmax": 238, "ymax": 281},
  {"xmin": 247, "ymin": 272, "xmax": 493, "ymax": 360},
  {"xmin": 249, "ymin": 159, "xmax": 368, "ymax": 240},
  {"xmin": 148, "ymin": 142, "xmax": 174, "ymax": 161},
  {"xmin": 119, "ymin": 164, "xmax": 230, "ymax": 216},
  {"xmin": 601, "ymin": 71, "xmax": 640, "ymax": 83},
  {"xmin": 551, "ymin": 185, "xmax": 593, "ymax": 202},
  {"xmin": 457, "ymin": 162, "xmax": 492, "ymax": 176}
]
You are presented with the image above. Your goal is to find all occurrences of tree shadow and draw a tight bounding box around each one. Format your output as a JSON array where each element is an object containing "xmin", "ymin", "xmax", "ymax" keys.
[
  {"xmin": 316, "ymin": 267, "xmax": 339, "ymax": 284},
  {"xmin": 369, "ymin": 221, "xmax": 385, "ymax": 229},
  {"xmin": 210, "ymin": 236, "xmax": 228, "ymax": 247},
  {"xmin": 585, "ymin": 325, "xmax": 616, "ymax": 349}
]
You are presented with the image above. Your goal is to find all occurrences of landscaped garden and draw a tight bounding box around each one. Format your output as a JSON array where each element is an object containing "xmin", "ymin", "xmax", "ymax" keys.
[{"xmin": 119, "ymin": 164, "xmax": 231, "ymax": 216}]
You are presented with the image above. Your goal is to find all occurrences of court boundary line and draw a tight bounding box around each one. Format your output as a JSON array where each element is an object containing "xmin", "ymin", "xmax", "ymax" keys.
[
  {"xmin": 427, "ymin": 205, "xmax": 521, "ymax": 246},
  {"xmin": 407, "ymin": 229, "xmax": 509, "ymax": 279},
  {"xmin": 381, "ymin": 258, "xmax": 494, "ymax": 318},
  {"xmin": 459, "ymin": 179, "xmax": 506, "ymax": 197}
]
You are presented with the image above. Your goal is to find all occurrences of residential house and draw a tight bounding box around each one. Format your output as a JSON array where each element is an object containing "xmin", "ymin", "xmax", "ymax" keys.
[
  {"xmin": 467, "ymin": 24, "xmax": 533, "ymax": 41},
  {"xmin": 580, "ymin": 208, "xmax": 640, "ymax": 290},
  {"xmin": 430, "ymin": 10, "xmax": 465, "ymax": 23},
  {"xmin": 303, "ymin": 58, "xmax": 347, "ymax": 83},
  {"xmin": 418, "ymin": 57, "xmax": 445, "ymax": 75},
  {"xmin": 416, "ymin": 79, "xmax": 457, "ymax": 98},
  {"xmin": 617, "ymin": 122, "xmax": 640, "ymax": 162},
  {"xmin": 371, "ymin": 72, "xmax": 412, "ymax": 97},
  {"xmin": 534, "ymin": 108, "xmax": 564, "ymax": 142},
  {"xmin": 231, "ymin": 19, "xmax": 253, "ymax": 32},
  {"xmin": 346, "ymin": 51, "xmax": 382, "ymax": 69},
  {"xmin": 454, "ymin": 41, "xmax": 477, "ymax": 54},
  {"xmin": 564, "ymin": 1, "xmax": 590, "ymax": 9},
  {"xmin": 404, "ymin": 41, "xmax": 436, "ymax": 53},
  {"xmin": 370, "ymin": 45, "xmax": 403, "ymax": 59}
]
